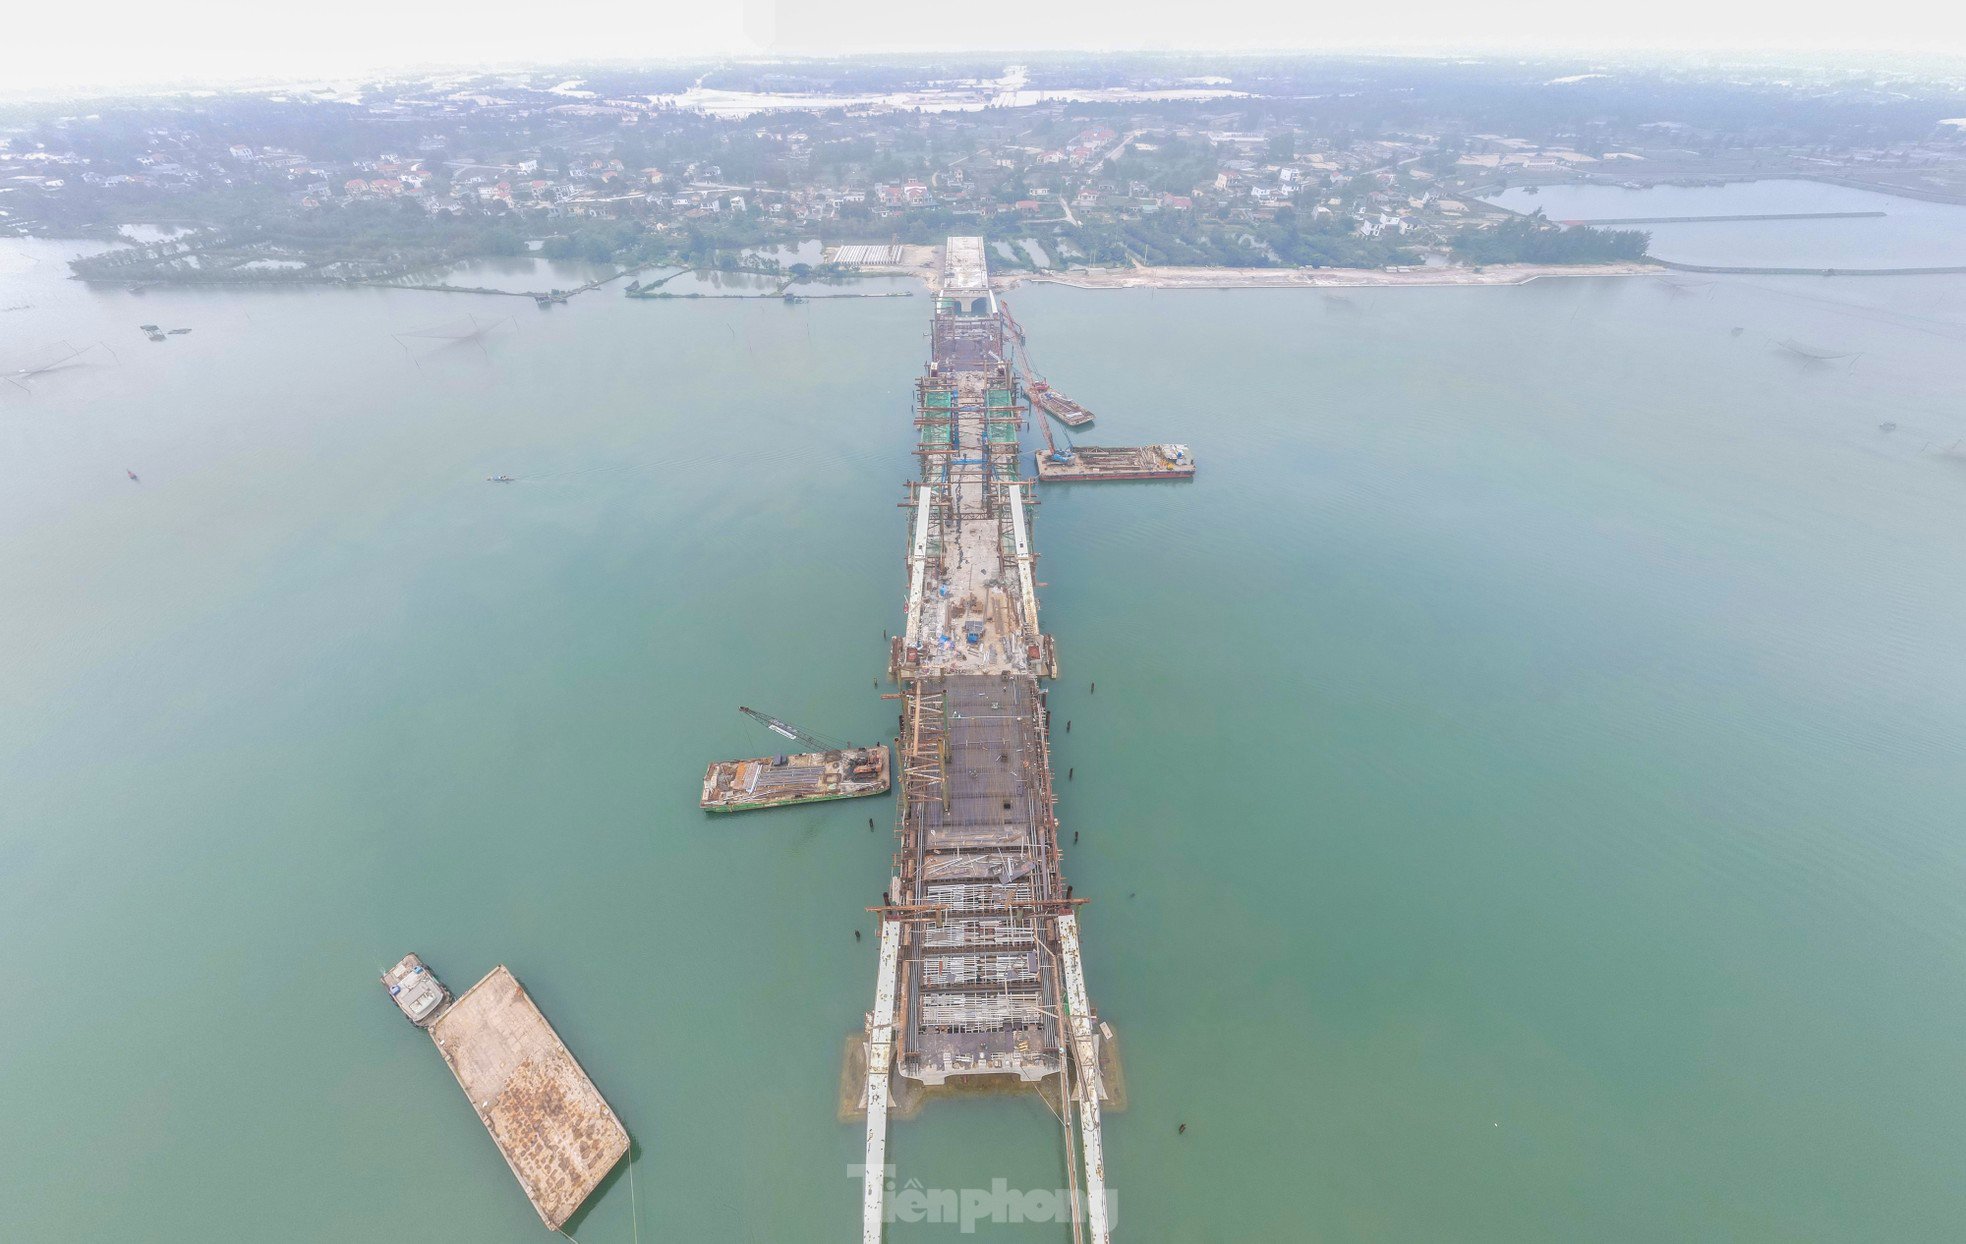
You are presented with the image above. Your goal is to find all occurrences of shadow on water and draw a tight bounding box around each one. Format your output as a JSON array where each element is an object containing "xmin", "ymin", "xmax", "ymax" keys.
[{"xmin": 560, "ymin": 1134, "xmax": 646, "ymax": 1243}]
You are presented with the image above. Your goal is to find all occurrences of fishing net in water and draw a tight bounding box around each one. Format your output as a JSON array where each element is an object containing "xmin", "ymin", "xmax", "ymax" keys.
[
  {"xmin": 3, "ymin": 340, "xmax": 113, "ymax": 389},
  {"xmin": 393, "ymin": 313, "xmax": 512, "ymax": 344},
  {"xmin": 1776, "ymin": 338, "xmax": 1859, "ymax": 362}
]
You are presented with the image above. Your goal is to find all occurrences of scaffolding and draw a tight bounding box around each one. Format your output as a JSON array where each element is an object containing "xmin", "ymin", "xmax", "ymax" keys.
[
  {"xmin": 865, "ymin": 239, "xmax": 1108, "ymax": 1243},
  {"xmin": 888, "ymin": 674, "xmax": 1063, "ymax": 1085},
  {"xmin": 914, "ymin": 374, "xmax": 958, "ymax": 479}
]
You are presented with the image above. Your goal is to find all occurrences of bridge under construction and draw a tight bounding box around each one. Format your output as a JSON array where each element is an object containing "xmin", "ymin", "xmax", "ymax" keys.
[{"xmin": 860, "ymin": 238, "xmax": 1113, "ymax": 1242}]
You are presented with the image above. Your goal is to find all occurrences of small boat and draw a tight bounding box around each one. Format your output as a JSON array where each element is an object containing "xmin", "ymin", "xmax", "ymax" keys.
[
  {"xmin": 381, "ymin": 953, "xmax": 452, "ymax": 1028},
  {"xmin": 139, "ymin": 323, "xmax": 159, "ymax": 332},
  {"xmin": 487, "ymin": 474, "xmax": 516, "ymax": 483},
  {"xmin": 126, "ymin": 469, "xmax": 140, "ymax": 482},
  {"xmin": 167, "ymin": 328, "xmax": 192, "ymax": 335},
  {"xmin": 1880, "ymin": 422, "xmax": 1898, "ymax": 432}
]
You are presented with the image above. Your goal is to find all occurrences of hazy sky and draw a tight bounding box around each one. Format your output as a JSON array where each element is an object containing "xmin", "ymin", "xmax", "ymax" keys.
[{"xmin": 11, "ymin": 0, "xmax": 1966, "ymax": 96}]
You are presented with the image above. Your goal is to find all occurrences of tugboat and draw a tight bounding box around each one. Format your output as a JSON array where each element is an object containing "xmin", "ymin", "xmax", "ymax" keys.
[{"xmin": 381, "ymin": 953, "xmax": 452, "ymax": 1028}]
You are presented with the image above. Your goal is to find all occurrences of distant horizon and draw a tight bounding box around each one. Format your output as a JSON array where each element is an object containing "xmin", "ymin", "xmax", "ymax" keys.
[{"xmin": 6, "ymin": 44, "xmax": 1966, "ymax": 107}]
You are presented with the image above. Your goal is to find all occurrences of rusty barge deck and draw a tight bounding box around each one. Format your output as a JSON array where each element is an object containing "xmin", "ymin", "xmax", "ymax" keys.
[
  {"xmin": 425, "ymin": 965, "xmax": 629, "ymax": 1231},
  {"xmin": 700, "ymin": 745, "xmax": 890, "ymax": 811}
]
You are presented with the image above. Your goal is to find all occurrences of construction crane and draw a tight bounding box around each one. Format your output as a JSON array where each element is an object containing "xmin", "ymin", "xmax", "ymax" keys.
[
  {"xmin": 1005, "ymin": 314, "xmax": 1044, "ymax": 387},
  {"xmin": 1000, "ymin": 312, "xmax": 1078, "ymax": 467},
  {"xmin": 1005, "ymin": 340, "xmax": 1069, "ymax": 465},
  {"xmin": 737, "ymin": 706, "xmax": 846, "ymax": 752},
  {"xmin": 998, "ymin": 298, "xmax": 1028, "ymax": 345},
  {"xmin": 1053, "ymin": 426, "xmax": 1079, "ymax": 464},
  {"xmin": 1030, "ymin": 392, "xmax": 1075, "ymax": 465}
]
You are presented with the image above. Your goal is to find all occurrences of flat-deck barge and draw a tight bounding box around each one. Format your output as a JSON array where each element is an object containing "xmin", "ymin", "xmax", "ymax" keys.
[
  {"xmin": 1037, "ymin": 443, "xmax": 1196, "ymax": 482},
  {"xmin": 386, "ymin": 958, "xmax": 630, "ymax": 1232},
  {"xmin": 700, "ymin": 745, "xmax": 890, "ymax": 811},
  {"xmin": 1029, "ymin": 381, "xmax": 1096, "ymax": 427}
]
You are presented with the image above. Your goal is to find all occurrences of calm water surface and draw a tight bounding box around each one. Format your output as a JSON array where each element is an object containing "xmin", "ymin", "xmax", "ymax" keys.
[
  {"xmin": 1485, "ymin": 179, "xmax": 1966, "ymax": 268},
  {"xmin": 5, "ymin": 238, "xmax": 1966, "ymax": 1240}
]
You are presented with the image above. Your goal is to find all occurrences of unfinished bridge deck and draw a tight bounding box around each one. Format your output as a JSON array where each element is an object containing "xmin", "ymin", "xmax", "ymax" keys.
[
  {"xmin": 862, "ymin": 239, "xmax": 1110, "ymax": 1243},
  {"xmin": 898, "ymin": 673, "xmax": 1063, "ymax": 1082}
]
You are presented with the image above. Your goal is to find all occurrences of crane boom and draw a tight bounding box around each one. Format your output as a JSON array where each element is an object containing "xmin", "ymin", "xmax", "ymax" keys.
[
  {"xmin": 1002, "ymin": 317, "xmax": 1067, "ymax": 461},
  {"xmin": 737, "ymin": 706, "xmax": 835, "ymax": 750}
]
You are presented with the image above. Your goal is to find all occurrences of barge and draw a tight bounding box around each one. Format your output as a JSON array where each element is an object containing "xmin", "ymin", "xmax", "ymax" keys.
[
  {"xmin": 700, "ymin": 744, "xmax": 890, "ymax": 812},
  {"xmin": 1036, "ymin": 443, "xmax": 1196, "ymax": 482},
  {"xmin": 423, "ymin": 964, "xmax": 630, "ymax": 1232},
  {"xmin": 1028, "ymin": 381, "xmax": 1095, "ymax": 427}
]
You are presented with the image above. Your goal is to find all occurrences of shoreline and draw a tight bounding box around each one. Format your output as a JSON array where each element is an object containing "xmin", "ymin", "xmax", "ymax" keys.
[
  {"xmin": 1457, "ymin": 170, "xmax": 1966, "ymax": 211},
  {"xmin": 995, "ymin": 262, "xmax": 1663, "ymax": 291}
]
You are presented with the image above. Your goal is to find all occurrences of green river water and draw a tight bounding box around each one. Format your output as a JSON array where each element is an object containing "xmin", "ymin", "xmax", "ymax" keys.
[{"xmin": 5, "ymin": 237, "xmax": 1966, "ymax": 1241}]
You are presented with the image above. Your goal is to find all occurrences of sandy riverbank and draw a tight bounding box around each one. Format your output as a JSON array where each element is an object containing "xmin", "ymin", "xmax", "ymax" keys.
[{"xmin": 997, "ymin": 262, "xmax": 1662, "ymax": 290}]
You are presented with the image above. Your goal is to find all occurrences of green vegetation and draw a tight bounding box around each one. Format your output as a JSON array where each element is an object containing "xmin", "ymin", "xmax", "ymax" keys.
[
  {"xmin": 539, "ymin": 219, "xmax": 647, "ymax": 262},
  {"xmin": 1105, "ymin": 135, "xmax": 1222, "ymax": 197},
  {"xmin": 20, "ymin": 55, "xmax": 1948, "ymax": 286},
  {"xmin": 1055, "ymin": 206, "xmax": 1418, "ymax": 269},
  {"xmin": 1451, "ymin": 214, "xmax": 1649, "ymax": 265}
]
